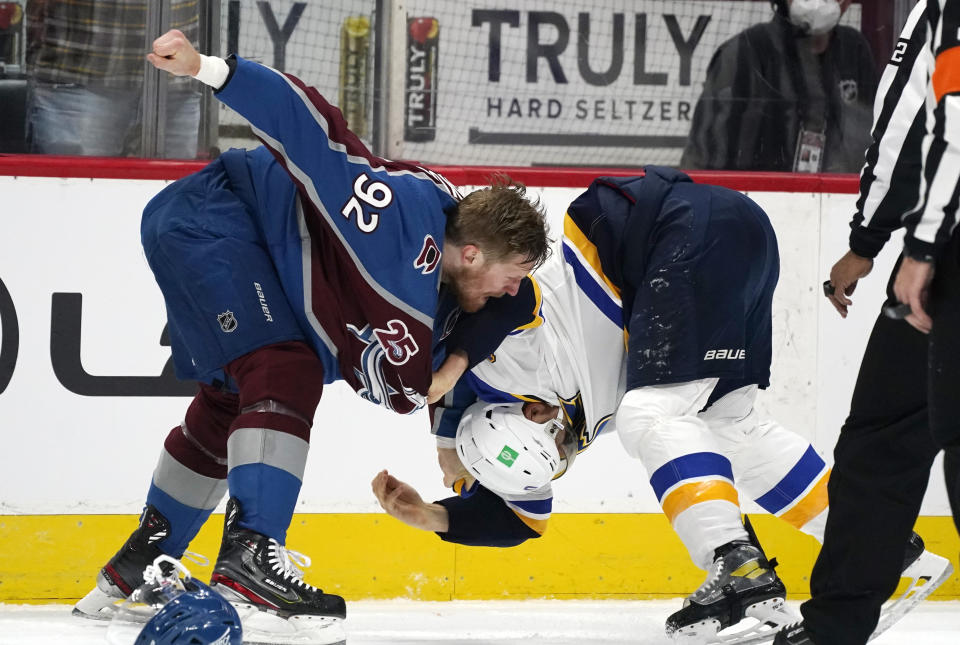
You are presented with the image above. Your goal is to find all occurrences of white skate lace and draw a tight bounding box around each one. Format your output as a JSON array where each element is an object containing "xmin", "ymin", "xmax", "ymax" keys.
[
  {"xmin": 267, "ymin": 540, "xmax": 319, "ymax": 592},
  {"xmin": 141, "ymin": 551, "xmax": 209, "ymax": 585},
  {"xmin": 690, "ymin": 558, "xmax": 726, "ymax": 602}
]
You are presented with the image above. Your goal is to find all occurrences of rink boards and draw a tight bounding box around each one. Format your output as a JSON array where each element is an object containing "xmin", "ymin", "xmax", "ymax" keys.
[{"xmin": 0, "ymin": 166, "xmax": 957, "ymax": 601}]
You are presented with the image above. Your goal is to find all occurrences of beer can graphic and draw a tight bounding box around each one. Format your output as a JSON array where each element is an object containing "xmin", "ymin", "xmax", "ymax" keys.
[
  {"xmin": 404, "ymin": 17, "xmax": 439, "ymax": 142},
  {"xmin": 339, "ymin": 15, "xmax": 371, "ymax": 139}
]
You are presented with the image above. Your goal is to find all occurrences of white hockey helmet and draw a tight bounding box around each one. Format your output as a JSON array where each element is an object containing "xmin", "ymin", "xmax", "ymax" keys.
[{"xmin": 456, "ymin": 401, "xmax": 578, "ymax": 495}]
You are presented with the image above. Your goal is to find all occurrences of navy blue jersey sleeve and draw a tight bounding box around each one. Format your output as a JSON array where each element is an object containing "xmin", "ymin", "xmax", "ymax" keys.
[
  {"xmin": 430, "ymin": 377, "xmax": 478, "ymax": 441},
  {"xmin": 434, "ymin": 485, "xmax": 541, "ymax": 547},
  {"xmin": 213, "ymin": 55, "xmax": 458, "ymax": 321},
  {"xmin": 443, "ymin": 276, "xmax": 542, "ymax": 368}
]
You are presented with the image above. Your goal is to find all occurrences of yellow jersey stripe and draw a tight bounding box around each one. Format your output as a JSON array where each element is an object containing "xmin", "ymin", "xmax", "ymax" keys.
[
  {"xmin": 662, "ymin": 480, "xmax": 740, "ymax": 524},
  {"xmin": 780, "ymin": 469, "xmax": 830, "ymax": 529},
  {"xmin": 514, "ymin": 510, "xmax": 548, "ymax": 535},
  {"xmin": 513, "ymin": 274, "xmax": 545, "ymax": 331},
  {"xmin": 563, "ymin": 214, "xmax": 622, "ymax": 299}
]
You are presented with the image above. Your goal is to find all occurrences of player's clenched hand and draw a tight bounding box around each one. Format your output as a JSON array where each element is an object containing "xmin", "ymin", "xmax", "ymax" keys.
[
  {"xmin": 826, "ymin": 250, "xmax": 873, "ymax": 318},
  {"xmin": 147, "ymin": 29, "xmax": 201, "ymax": 77},
  {"xmin": 371, "ymin": 470, "xmax": 449, "ymax": 532}
]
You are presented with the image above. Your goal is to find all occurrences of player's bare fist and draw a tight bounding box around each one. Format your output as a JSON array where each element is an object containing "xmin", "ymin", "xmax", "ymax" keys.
[{"xmin": 146, "ymin": 29, "xmax": 201, "ymax": 77}]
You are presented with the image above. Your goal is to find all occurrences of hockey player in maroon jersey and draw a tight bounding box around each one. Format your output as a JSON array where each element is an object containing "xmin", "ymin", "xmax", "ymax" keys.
[{"xmin": 72, "ymin": 28, "xmax": 549, "ymax": 644}]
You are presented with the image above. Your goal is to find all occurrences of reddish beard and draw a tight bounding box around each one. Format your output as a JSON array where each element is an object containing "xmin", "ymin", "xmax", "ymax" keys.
[{"xmin": 445, "ymin": 267, "xmax": 490, "ymax": 312}]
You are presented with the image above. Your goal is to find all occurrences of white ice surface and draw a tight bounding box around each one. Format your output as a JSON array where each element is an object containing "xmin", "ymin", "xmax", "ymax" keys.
[{"xmin": 1, "ymin": 600, "xmax": 958, "ymax": 644}]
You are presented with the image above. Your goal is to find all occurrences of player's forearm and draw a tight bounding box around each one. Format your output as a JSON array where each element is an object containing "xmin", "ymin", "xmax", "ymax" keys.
[
  {"xmin": 419, "ymin": 503, "xmax": 450, "ymax": 532},
  {"xmin": 435, "ymin": 488, "xmax": 541, "ymax": 547},
  {"xmin": 428, "ymin": 351, "xmax": 468, "ymax": 404}
]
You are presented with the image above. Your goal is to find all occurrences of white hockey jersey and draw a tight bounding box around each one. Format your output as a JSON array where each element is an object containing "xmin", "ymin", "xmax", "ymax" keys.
[{"xmin": 467, "ymin": 227, "xmax": 628, "ymax": 528}]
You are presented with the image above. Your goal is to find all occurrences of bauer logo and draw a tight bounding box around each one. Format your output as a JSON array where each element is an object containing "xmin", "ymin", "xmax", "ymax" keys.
[
  {"xmin": 497, "ymin": 445, "xmax": 519, "ymax": 467},
  {"xmin": 254, "ymin": 282, "xmax": 274, "ymax": 323},
  {"xmin": 405, "ymin": 17, "xmax": 439, "ymax": 141},
  {"xmin": 703, "ymin": 348, "xmax": 746, "ymax": 360}
]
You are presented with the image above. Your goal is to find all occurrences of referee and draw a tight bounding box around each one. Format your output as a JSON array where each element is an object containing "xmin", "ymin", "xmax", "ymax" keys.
[{"xmin": 777, "ymin": 2, "xmax": 960, "ymax": 644}]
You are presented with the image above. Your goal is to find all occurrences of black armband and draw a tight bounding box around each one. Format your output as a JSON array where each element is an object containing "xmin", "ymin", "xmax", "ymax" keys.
[{"xmin": 434, "ymin": 485, "xmax": 540, "ymax": 547}]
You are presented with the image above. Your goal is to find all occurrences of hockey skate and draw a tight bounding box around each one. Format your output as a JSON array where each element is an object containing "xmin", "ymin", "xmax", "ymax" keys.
[
  {"xmin": 872, "ymin": 532, "xmax": 953, "ymax": 640},
  {"xmin": 210, "ymin": 497, "xmax": 347, "ymax": 645},
  {"xmin": 772, "ymin": 622, "xmax": 813, "ymax": 644},
  {"xmin": 770, "ymin": 533, "xmax": 953, "ymax": 644},
  {"xmin": 666, "ymin": 541, "xmax": 797, "ymax": 645},
  {"xmin": 73, "ymin": 505, "xmax": 177, "ymax": 620}
]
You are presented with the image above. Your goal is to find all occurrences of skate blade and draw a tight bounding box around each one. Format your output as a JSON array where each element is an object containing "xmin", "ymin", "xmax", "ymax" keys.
[
  {"xmin": 231, "ymin": 602, "xmax": 346, "ymax": 645},
  {"xmin": 72, "ymin": 585, "xmax": 124, "ymax": 621},
  {"xmin": 871, "ymin": 550, "xmax": 954, "ymax": 640},
  {"xmin": 670, "ymin": 597, "xmax": 798, "ymax": 645}
]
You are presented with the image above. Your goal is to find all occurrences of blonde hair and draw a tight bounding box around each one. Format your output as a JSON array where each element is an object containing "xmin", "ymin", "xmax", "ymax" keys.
[{"xmin": 447, "ymin": 174, "xmax": 550, "ymax": 267}]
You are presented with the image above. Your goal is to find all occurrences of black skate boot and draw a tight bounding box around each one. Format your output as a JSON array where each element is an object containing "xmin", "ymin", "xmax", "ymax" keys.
[
  {"xmin": 210, "ymin": 497, "xmax": 346, "ymax": 639},
  {"xmin": 665, "ymin": 540, "xmax": 794, "ymax": 643},
  {"xmin": 774, "ymin": 622, "xmax": 816, "ymax": 644},
  {"xmin": 73, "ymin": 505, "xmax": 173, "ymax": 620}
]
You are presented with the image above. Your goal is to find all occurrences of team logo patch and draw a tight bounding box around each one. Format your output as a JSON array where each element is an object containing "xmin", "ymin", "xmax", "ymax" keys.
[
  {"xmin": 347, "ymin": 323, "xmax": 425, "ymax": 414},
  {"xmin": 497, "ymin": 445, "xmax": 519, "ymax": 467},
  {"xmin": 217, "ymin": 310, "xmax": 238, "ymax": 333},
  {"xmin": 414, "ymin": 235, "xmax": 441, "ymax": 274},
  {"xmin": 373, "ymin": 319, "xmax": 420, "ymax": 366}
]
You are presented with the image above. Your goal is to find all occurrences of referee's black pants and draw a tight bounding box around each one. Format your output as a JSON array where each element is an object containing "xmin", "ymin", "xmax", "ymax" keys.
[{"xmin": 802, "ymin": 239, "xmax": 960, "ymax": 645}]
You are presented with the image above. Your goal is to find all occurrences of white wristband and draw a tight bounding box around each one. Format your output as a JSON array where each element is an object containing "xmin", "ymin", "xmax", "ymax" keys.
[{"xmin": 193, "ymin": 54, "xmax": 230, "ymax": 89}]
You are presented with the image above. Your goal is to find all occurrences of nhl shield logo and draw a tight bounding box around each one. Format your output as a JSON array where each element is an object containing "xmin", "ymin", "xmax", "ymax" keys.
[
  {"xmin": 217, "ymin": 310, "xmax": 238, "ymax": 333},
  {"xmin": 838, "ymin": 79, "xmax": 858, "ymax": 103}
]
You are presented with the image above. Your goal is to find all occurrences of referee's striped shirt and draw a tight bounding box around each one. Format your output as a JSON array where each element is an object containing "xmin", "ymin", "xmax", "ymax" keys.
[
  {"xmin": 902, "ymin": 0, "xmax": 960, "ymax": 260},
  {"xmin": 849, "ymin": 2, "xmax": 929, "ymax": 260}
]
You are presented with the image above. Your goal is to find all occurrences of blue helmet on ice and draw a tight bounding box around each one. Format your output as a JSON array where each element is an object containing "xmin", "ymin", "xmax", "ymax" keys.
[{"xmin": 135, "ymin": 579, "xmax": 242, "ymax": 645}]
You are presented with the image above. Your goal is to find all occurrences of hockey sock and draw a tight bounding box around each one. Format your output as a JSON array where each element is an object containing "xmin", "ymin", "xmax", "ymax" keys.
[
  {"xmin": 223, "ymin": 341, "xmax": 323, "ymax": 544},
  {"xmin": 227, "ymin": 408, "xmax": 310, "ymax": 543},
  {"xmin": 145, "ymin": 416, "xmax": 232, "ymax": 555}
]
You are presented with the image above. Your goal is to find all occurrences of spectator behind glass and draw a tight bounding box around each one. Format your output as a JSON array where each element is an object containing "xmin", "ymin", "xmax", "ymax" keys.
[
  {"xmin": 682, "ymin": 0, "xmax": 878, "ymax": 173},
  {"xmin": 25, "ymin": 0, "xmax": 201, "ymax": 158}
]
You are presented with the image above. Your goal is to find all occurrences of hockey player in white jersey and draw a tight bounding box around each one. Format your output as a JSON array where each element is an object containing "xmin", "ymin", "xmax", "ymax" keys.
[{"xmin": 374, "ymin": 170, "xmax": 950, "ymax": 645}]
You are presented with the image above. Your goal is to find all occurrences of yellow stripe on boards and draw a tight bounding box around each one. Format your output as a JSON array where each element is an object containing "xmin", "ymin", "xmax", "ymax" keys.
[{"xmin": 1, "ymin": 514, "xmax": 957, "ymax": 603}]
